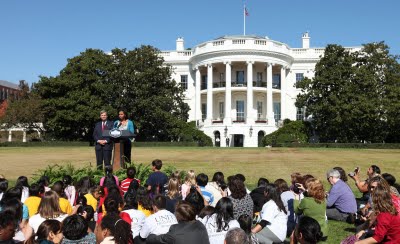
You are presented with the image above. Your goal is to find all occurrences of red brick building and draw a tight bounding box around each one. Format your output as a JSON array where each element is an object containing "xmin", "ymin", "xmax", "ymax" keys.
[{"xmin": 0, "ymin": 80, "xmax": 20, "ymax": 101}]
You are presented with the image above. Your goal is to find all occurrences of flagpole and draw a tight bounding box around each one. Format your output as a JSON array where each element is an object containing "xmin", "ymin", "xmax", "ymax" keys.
[{"xmin": 243, "ymin": 3, "xmax": 246, "ymax": 35}]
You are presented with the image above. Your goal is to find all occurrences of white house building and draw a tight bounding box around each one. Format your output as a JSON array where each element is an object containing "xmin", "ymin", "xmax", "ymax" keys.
[{"xmin": 160, "ymin": 33, "xmax": 361, "ymax": 147}]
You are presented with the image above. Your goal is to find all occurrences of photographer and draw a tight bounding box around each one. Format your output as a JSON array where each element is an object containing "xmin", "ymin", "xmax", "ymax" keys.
[{"xmin": 349, "ymin": 165, "xmax": 381, "ymax": 201}]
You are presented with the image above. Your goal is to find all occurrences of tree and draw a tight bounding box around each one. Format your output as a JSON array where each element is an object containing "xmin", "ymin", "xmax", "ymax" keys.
[
  {"xmin": 296, "ymin": 42, "xmax": 400, "ymax": 142},
  {"xmin": 34, "ymin": 46, "xmax": 191, "ymax": 141},
  {"xmin": 0, "ymin": 80, "xmax": 44, "ymax": 132},
  {"xmin": 296, "ymin": 45, "xmax": 356, "ymax": 142}
]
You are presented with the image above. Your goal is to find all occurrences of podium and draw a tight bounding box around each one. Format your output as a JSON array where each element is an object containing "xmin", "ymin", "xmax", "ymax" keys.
[{"xmin": 102, "ymin": 129, "xmax": 134, "ymax": 171}]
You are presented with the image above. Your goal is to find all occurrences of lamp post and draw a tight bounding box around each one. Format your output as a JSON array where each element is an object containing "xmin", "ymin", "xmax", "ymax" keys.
[
  {"xmin": 224, "ymin": 126, "xmax": 228, "ymax": 138},
  {"xmin": 249, "ymin": 126, "xmax": 253, "ymax": 137}
]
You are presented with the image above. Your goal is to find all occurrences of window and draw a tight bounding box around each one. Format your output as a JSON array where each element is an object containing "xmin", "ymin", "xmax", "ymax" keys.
[
  {"xmin": 296, "ymin": 107, "xmax": 306, "ymax": 121},
  {"xmin": 180, "ymin": 75, "xmax": 188, "ymax": 90},
  {"xmin": 273, "ymin": 74, "xmax": 281, "ymax": 89},
  {"xmin": 219, "ymin": 102, "xmax": 224, "ymax": 119},
  {"xmin": 274, "ymin": 102, "xmax": 281, "ymax": 122},
  {"xmin": 236, "ymin": 71, "xmax": 245, "ymax": 85},
  {"xmin": 296, "ymin": 73, "xmax": 304, "ymax": 82},
  {"xmin": 236, "ymin": 100, "xmax": 245, "ymax": 121},
  {"xmin": 201, "ymin": 75, "xmax": 207, "ymax": 89},
  {"xmin": 201, "ymin": 103, "xmax": 207, "ymax": 121},
  {"xmin": 257, "ymin": 101, "xmax": 263, "ymax": 120}
]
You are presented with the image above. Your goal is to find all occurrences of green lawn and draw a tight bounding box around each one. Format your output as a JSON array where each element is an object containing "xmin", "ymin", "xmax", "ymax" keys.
[{"xmin": 1, "ymin": 146, "xmax": 399, "ymax": 243}]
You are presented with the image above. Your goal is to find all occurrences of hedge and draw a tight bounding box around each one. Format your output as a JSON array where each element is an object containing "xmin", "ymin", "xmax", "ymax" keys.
[{"xmin": 271, "ymin": 143, "xmax": 400, "ymax": 149}]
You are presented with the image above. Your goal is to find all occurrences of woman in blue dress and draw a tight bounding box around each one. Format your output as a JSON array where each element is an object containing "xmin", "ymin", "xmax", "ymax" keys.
[{"xmin": 114, "ymin": 110, "xmax": 135, "ymax": 163}]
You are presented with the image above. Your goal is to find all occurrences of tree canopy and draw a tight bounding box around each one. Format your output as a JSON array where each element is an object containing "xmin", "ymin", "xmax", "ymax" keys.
[
  {"xmin": 33, "ymin": 46, "xmax": 193, "ymax": 141},
  {"xmin": 296, "ymin": 42, "xmax": 400, "ymax": 142}
]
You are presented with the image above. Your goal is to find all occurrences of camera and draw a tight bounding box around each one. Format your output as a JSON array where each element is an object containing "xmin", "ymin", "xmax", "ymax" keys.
[{"xmin": 348, "ymin": 167, "xmax": 360, "ymax": 177}]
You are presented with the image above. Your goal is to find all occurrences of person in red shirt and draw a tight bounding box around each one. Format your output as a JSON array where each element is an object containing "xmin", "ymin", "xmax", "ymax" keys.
[
  {"xmin": 120, "ymin": 167, "xmax": 140, "ymax": 195},
  {"xmin": 355, "ymin": 177, "xmax": 400, "ymax": 244}
]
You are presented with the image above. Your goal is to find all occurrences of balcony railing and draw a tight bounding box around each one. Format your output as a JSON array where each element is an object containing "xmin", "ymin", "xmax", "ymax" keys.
[
  {"xmin": 231, "ymin": 81, "xmax": 247, "ymax": 87},
  {"xmin": 213, "ymin": 81, "xmax": 226, "ymax": 88}
]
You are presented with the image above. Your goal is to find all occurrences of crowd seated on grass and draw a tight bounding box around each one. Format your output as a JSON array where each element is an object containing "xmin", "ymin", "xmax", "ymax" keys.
[{"xmin": 0, "ymin": 160, "xmax": 400, "ymax": 244}]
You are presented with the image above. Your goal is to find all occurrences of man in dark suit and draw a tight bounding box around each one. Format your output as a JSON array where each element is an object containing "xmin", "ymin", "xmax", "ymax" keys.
[{"xmin": 93, "ymin": 110, "xmax": 113, "ymax": 169}]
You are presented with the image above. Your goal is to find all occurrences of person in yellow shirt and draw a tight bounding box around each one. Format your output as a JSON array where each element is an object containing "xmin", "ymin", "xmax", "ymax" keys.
[
  {"xmin": 85, "ymin": 185, "xmax": 104, "ymax": 213},
  {"xmin": 52, "ymin": 181, "xmax": 73, "ymax": 215},
  {"xmin": 24, "ymin": 183, "xmax": 43, "ymax": 217}
]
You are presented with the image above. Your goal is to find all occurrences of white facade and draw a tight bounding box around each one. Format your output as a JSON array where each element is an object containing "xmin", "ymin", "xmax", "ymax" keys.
[{"xmin": 160, "ymin": 34, "xmax": 361, "ymax": 147}]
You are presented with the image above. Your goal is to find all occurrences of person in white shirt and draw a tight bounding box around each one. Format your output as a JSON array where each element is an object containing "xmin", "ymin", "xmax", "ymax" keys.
[
  {"xmin": 139, "ymin": 195, "xmax": 178, "ymax": 239},
  {"xmin": 121, "ymin": 196, "xmax": 146, "ymax": 238},
  {"xmin": 200, "ymin": 197, "xmax": 240, "ymax": 244},
  {"xmin": 29, "ymin": 191, "xmax": 68, "ymax": 233},
  {"xmin": 252, "ymin": 184, "xmax": 288, "ymax": 244}
]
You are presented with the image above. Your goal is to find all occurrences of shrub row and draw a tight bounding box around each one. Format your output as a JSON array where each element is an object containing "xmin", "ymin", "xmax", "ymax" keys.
[
  {"xmin": 272, "ymin": 143, "xmax": 400, "ymax": 149},
  {"xmin": 31, "ymin": 162, "xmax": 177, "ymax": 185}
]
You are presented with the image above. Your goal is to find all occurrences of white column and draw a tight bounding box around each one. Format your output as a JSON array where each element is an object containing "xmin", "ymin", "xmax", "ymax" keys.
[
  {"xmin": 206, "ymin": 64, "xmax": 213, "ymax": 124},
  {"xmin": 8, "ymin": 130, "xmax": 12, "ymax": 142},
  {"xmin": 23, "ymin": 130, "xmax": 27, "ymax": 143},
  {"xmin": 267, "ymin": 63, "xmax": 275, "ymax": 125},
  {"xmin": 280, "ymin": 66, "xmax": 286, "ymax": 120},
  {"xmin": 224, "ymin": 61, "xmax": 232, "ymax": 125},
  {"xmin": 246, "ymin": 61, "xmax": 254, "ymax": 124},
  {"xmin": 195, "ymin": 68, "xmax": 201, "ymax": 122}
]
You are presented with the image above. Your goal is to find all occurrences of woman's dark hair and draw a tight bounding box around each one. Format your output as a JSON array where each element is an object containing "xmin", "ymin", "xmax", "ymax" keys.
[
  {"xmin": 296, "ymin": 216, "xmax": 326, "ymax": 243},
  {"xmin": 229, "ymin": 177, "xmax": 246, "ymax": 199},
  {"xmin": 100, "ymin": 213, "xmax": 133, "ymax": 244},
  {"xmin": 371, "ymin": 165, "xmax": 381, "ymax": 174},
  {"xmin": 136, "ymin": 186, "xmax": 152, "ymax": 211},
  {"xmin": 15, "ymin": 176, "xmax": 29, "ymax": 188},
  {"xmin": 212, "ymin": 172, "xmax": 225, "ymax": 186},
  {"xmin": 175, "ymin": 201, "xmax": 197, "ymax": 222},
  {"xmin": 0, "ymin": 178, "xmax": 8, "ymax": 193},
  {"xmin": 62, "ymin": 215, "xmax": 88, "ymax": 240},
  {"xmin": 126, "ymin": 180, "xmax": 139, "ymax": 198},
  {"xmin": 185, "ymin": 187, "xmax": 205, "ymax": 215},
  {"xmin": 126, "ymin": 167, "xmax": 136, "ymax": 179},
  {"xmin": 274, "ymin": 179, "xmax": 289, "ymax": 193},
  {"xmin": 82, "ymin": 205, "xmax": 95, "ymax": 221},
  {"xmin": 238, "ymin": 214, "xmax": 252, "ymax": 234},
  {"xmin": 25, "ymin": 219, "xmax": 62, "ymax": 244},
  {"xmin": 215, "ymin": 197, "xmax": 235, "ymax": 232},
  {"xmin": 76, "ymin": 176, "xmax": 94, "ymax": 195},
  {"xmin": 29, "ymin": 183, "xmax": 44, "ymax": 197},
  {"xmin": 235, "ymin": 174, "xmax": 246, "ymax": 182},
  {"xmin": 51, "ymin": 181, "xmax": 66, "ymax": 198},
  {"xmin": 38, "ymin": 175, "xmax": 50, "ymax": 187},
  {"xmin": 76, "ymin": 195, "xmax": 87, "ymax": 206},
  {"xmin": 257, "ymin": 178, "xmax": 269, "ymax": 187},
  {"xmin": 0, "ymin": 198, "xmax": 23, "ymax": 221},
  {"xmin": 124, "ymin": 195, "xmax": 138, "ymax": 210},
  {"xmin": 105, "ymin": 188, "xmax": 124, "ymax": 214},
  {"xmin": 63, "ymin": 175, "xmax": 73, "ymax": 186},
  {"xmin": 333, "ymin": 167, "xmax": 348, "ymax": 182},
  {"xmin": 382, "ymin": 173, "xmax": 396, "ymax": 186},
  {"xmin": 2, "ymin": 187, "xmax": 22, "ymax": 201},
  {"xmin": 103, "ymin": 165, "xmax": 117, "ymax": 188},
  {"xmin": 264, "ymin": 184, "xmax": 287, "ymax": 215},
  {"xmin": 199, "ymin": 206, "xmax": 215, "ymax": 219},
  {"xmin": 0, "ymin": 211, "xmax": 17, "ymax": 231},
  {"xmin": 118, "ymin": 110, "xmax": 129, "ymax": 120}
]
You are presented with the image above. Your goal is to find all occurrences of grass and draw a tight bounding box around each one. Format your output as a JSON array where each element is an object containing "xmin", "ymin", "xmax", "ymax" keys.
[{"xmin": 1, "ymin": 146, "xmax": 399, "ymax": 243}]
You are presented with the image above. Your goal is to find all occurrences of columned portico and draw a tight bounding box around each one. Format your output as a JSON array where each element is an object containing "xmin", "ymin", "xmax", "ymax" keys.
[
  {"xmin": 266, "ymin": 63, "xmax": 275, "ymax": 125},
  {"xmin": 280, "ymin": 66, "xmax": 287, "ymax": 120},
  {"xmin": 206, "ymin": 64, "xmax": 213, "ymax": 124},
  {"xmin": 246, "ymin": 61, "xmax": 254, "ymax": 124},
  {"xmin": 224, "ymin": 61, "xmax": 232, "ymax": 125},
  {"xmin": 195, "ymin": 68, "xmax": 201, "ymax": 122}
]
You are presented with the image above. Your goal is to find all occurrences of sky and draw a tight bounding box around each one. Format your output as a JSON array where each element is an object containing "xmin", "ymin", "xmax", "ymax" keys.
[{"xmin": 1, "ymin": 0, "xmax": 399, "ymax": 85}]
